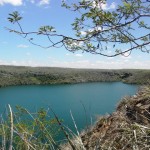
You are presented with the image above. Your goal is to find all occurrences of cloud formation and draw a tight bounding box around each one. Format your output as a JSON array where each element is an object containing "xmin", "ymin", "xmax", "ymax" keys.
[
  {"xmin": 50, "ymin": 59, "xmax": 150, "ymax": 69},
  {"xmin": 0, "ymin": 58, "xmax": 149, "ymax": 69},
  {"xmin": 66, "ymin": 53, "xmax": 83, "ymax": 57},
  {"xmin": 101, "ymin": 2, "xmax": 116, "ymax": 10},
  {"xmin": 92, "ymin": 1, "xmax": 116, "ymax": 10},
  {"xmin": 0, "ymin": 0, "xmax": 22, "ymax": 6},
  {"xmin": 17, "ymin": 44, "xmax": 29, "ymax": 48},
  {"xmin": 0, "ymin": 0, "xmax": 50, "ymax": 6},
  {"xmin": 75, "ymin": 54, "xmax": 83, "ymax": 57},
  {"xmin": 38, "ymin": 0, "xmax": 50, "ymax": 6}
]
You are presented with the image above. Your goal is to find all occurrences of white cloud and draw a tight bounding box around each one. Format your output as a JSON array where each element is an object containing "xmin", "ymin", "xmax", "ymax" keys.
[
  {"xmin": 66, "ymin": 53, "xmax": 71, "ymax": 56},
  {"xmin": 109, "ymin": 2, "xmax": 116, "ymax": 9},
  {"xmin": 17, "ymin": 44, "xmax": 29, "ymax": 48},
  {"xmin": 53, "ymin": 59, "xmax": 150, "ymax": 69},
  {"xmin": 88, "ymin": 26, "xmax": 101, "ymax": 32},
  {"xmin": 107, "ymin": 50, "xmax": 112, "ymax": 54},
  {"xmin": 38, "ymin": 0, "xmax": 50, "ymax": 5},
  {"xmin": 92, "ymin": 1, "xmax": 116, "ymax": 10},
  {"xmin": 51, "ymin": 60, "xmax": 91, "ymax": 68},
  {"xmin": 81, "ymin": 26, "xmax": 102, "ymax": 36},
  {"xmin": 66, "ymin": 53, "xmax": 83, "ymax": 57},
  {"xmin": 121, "ymin": 55, "xmax": 132, "ymax": 59},
  {"xmin": 0, "ymin": 0, "xmax": 22, "ymax": 6},
  {"xmin": 121, "ymin": 51, "xmax": 132, "ymax": 57},
  {"xmin": 89, "ymin": 27, "xmax": 100, "ymax": 33},
  {"xmin": 101, "ymin": 2, "xmax": 116, "ymax": 10},
  {"xmin": 69, "ymin": 41, "xmax": 84, "ymax": 47},
  {"xmin": 75, "ymin": 54, "xmax": 83, "ymax": 57},
  {"xmin": 80, "ymin": 31, "xmax": 87, "ymax": 36},
  {"xmin": 0, "ymin": 59, "xmax": 149, "ymax": 69}
]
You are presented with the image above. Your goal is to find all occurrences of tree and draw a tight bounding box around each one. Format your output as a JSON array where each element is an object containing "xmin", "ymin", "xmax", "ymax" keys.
[{"xmin": 7, "ymin": 0, "xmax": 150, "ymax": 57}]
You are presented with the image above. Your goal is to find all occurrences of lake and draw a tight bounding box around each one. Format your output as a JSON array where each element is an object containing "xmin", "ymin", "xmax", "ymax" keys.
[{"xmin": 0, "ymin": 82, "xmax": 138, "ymax": 132}]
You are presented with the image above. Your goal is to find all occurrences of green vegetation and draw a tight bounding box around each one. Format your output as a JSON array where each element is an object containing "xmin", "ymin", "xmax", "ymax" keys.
[
  {"xmin": 0, "ymin": 106, "xmax": 61, "ymax": 150},
  {"xmin": 0, "ymin": 65, "xmax": 150, "ymax": 87}
]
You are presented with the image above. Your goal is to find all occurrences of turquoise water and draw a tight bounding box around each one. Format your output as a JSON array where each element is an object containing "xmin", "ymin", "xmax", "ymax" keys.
[{"xmin": 0, "ymin": 82, "xmax": 138, "ymax": 131}]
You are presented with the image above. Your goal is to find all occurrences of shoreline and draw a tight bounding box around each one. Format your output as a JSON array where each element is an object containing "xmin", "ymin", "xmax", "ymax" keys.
[{"xmin": 0, "ymin": 65, "xmax": 149, "ymax": 88}]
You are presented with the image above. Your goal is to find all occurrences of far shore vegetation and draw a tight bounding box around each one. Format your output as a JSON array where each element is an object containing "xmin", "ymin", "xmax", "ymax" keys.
[{"xmin": 0, "ymin": 65, "xmax": 149, "ymax": 88}]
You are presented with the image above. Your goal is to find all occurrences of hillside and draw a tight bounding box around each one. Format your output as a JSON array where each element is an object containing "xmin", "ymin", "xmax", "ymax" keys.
[
  {"xmin": 0, "ymin": 65, "xmax": 150, "ymax": 87},
  {"xmin": 61, "ymin": 86, "xmax": 150, "ymax": 149}
]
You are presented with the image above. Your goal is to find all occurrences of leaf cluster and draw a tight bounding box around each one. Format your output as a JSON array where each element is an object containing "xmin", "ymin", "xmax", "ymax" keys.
[{"xmin": 8, "ymin": 11, "xmax": 22, "ymax": 24}]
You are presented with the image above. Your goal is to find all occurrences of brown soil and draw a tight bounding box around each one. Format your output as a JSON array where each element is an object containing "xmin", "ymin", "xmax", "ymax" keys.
[{"xmin": 80, "ymin": 86, "xmax": 150, "ymax": 150}]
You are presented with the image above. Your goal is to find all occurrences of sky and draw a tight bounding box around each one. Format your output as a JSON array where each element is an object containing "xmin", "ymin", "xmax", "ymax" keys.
[{"xmin": 0, "ymin": 0, "xmax": 150, "ymax": 69}]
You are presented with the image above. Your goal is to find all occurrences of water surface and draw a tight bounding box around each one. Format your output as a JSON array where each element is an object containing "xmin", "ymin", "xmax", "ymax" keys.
[{"xmin": 0, "ymin": 82, "xmax": 138, "ymax": 130}]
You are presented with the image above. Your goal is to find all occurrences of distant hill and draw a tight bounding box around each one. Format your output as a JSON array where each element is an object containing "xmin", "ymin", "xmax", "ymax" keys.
[{"xmin": 0, "ymin": 65, "xmax": 149, "ymax": 87}]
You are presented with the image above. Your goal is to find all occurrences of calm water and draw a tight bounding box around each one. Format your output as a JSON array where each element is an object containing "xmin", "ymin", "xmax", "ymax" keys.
[{"xmin": 0, "ymin": 82, "xmax": 138, "ymax": 131}]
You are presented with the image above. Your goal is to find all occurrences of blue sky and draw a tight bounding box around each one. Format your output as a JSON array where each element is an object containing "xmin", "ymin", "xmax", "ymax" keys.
[{"xmin": 0, "ymin": 0, "xmax": 150, "ymax": 69}]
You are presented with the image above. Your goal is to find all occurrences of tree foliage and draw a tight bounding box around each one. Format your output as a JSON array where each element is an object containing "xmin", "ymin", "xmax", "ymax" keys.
[{"xmin": 7, "ymin": 0, "xmax": 150, "ymax": 57}]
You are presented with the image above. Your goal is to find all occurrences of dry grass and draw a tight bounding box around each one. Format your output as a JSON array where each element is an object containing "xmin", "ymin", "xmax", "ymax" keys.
[{"xmin": 78, "ymin": 86, "xmax": 150, "ymax": 150}]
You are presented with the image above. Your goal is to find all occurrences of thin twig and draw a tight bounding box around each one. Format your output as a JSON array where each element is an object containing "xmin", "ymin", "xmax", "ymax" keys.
[
  {"xmin": 49, "ymin": 106, "xmax": 76, "ymax": 150},
  {"xmin": 8, "ymin": 104, "xmax": 13, "ymax": 150}
]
